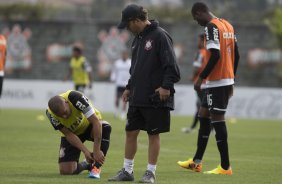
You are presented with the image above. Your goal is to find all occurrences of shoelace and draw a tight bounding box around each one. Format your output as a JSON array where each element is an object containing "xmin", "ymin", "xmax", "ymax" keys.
[{"xmin": 145, "ymin": 171, "xmax": 152, "ymax": 177}]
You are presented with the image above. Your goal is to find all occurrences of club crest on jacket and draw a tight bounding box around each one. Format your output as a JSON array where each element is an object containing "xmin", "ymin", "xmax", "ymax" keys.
[{"xmin": 145, "ymin": 40, "xmax": 153, "ymax": 50}]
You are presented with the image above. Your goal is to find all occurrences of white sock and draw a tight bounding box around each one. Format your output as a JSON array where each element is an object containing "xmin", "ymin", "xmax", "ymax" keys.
[
  {"xmin": 123, "ymin": 158, "xmax": 134, "ymax": 174},
  {"xmin": 147, "ymin": 164, "xmax": 157, "ymax": 174}
]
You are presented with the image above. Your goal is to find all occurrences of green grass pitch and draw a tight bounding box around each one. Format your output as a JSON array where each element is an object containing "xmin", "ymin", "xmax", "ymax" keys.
[{"xmin": 0, "ymin": 109, "xmax": 281, "ymax": 184}]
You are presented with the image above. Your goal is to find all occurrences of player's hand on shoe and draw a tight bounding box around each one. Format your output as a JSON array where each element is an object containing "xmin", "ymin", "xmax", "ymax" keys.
[
  {"xmin": 155, "ymin": 87, "xmax": 170, "ymax": 101},
  {"xmin": 84, "ymin": 150, "xmax": 94, "ymax": 163},
  {"xmin": 93, "ymin": 150, "xmax": 105, "ymax": 165},
  {"xmin": 122, "ymin": 89, "xmax": 130, "ymax": 102}
]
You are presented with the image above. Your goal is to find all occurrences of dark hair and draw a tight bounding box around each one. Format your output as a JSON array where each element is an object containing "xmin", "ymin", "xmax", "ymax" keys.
[
  {"xmin": 137, "ymin": 8, "xmax": 148, "ymax": 21},
  {"xmin": 48, "ymin": 96, "xmax": 63, "ymax": 114},
  {"xmin": 73, "ymin": 46, "xmax": 82, "ymax": 53},
  {"xmin": 191, "ymin": 2, "xmax": 209, "ymax": 15}
]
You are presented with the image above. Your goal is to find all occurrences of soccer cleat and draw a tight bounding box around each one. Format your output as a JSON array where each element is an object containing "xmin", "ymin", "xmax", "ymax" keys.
[
  {"xmin": 177, "ymin": 158, "xmax": 202, "ymax": 172},
  {"xmin": 139, "ymin": 170, "xmax": 155, "ymax": 183},
  {"xmin": 108, "ymin": 168, "xmax": 134, "ymax": 182},
  {"xmin": 89, "ymin": 166, "xmax": 101, "ymax": 179},
  {"xmin": 204, "ymin": 165, "xmax": 232, "ymax": 175}
]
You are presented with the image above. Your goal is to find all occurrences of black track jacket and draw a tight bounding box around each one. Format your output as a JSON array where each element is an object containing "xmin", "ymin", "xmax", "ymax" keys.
[{"xmin": 126, "ymin": 20, "xmax": 180, "ymax": 109}]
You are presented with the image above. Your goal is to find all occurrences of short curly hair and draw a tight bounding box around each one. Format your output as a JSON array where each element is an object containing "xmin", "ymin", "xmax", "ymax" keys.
[
  {"xmin": 48, "ymin": 96, "xmax": 64, "ymax": 114},
  {"xmin": 191, "ymin": 2, "xmax": 209, "ymax": 15}
]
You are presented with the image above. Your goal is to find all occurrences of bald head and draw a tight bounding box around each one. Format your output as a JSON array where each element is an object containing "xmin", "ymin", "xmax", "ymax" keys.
[{"xmin": 48, "ymin": 96, "xmax": 65, "ymax": 114}]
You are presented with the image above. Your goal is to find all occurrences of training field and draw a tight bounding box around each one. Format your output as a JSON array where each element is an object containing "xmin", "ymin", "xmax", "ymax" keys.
[{"xmin": 0, "ymin": 109, "xmax": 281, "ymax": 184}]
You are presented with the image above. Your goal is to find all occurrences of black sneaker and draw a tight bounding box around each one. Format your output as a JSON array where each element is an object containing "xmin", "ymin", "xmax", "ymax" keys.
[
  {"xmin": 139, "ymin": 170, "xmax": 155, "ymax": 183},
  {"xmin": 108, "ymin": 168, "xmax": 134, "ymax": 182}
]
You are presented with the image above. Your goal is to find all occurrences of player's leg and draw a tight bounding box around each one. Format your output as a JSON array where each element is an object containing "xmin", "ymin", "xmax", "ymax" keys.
[
  {"xmin": 89, "ymin": 121, "xmax": 112, "ymax": 166},
  {"xmin": 140, "ymin": 133, "xmax": 159, "ymax": 183},
  {"xmin": 193, "ymin": 106, "xmax": 211, "ymax": 161},
  {"xmin": 191, "ymin": 89, "xmax": 212, "ymax": 162},
  {"xmin": 107, "ymin": 129, "xmax": 138, "ymax": 181},
  {"xmin": 58, "ymin": 137, "xmax": 90, "ymax": 175},
  {"xmin": 178, "ymin": 90, "xmax": 211, "ymax": 172},
  {"xmin": 59, "ymin": 162, "xmax": 77, "ymax": 175},
  {"xmin": 205, "ymin": 85, "xmax": 233, "ymax": 175},
  {"xmin": 148, "ymin": 133, "xmax": 160, "ymax": 165},
  {"xmin": 100, "ymin": 121, "xmax": 112, "ymax": 156},
  {"xmin": 138, "ymin": 108, "xmax": 170, "ymax": 183},
  {"xmin": 108, "ymin": 106, "xmax": 142, "ymax": 181},
  {"xmin": 88, "ymin": 121, "xmax": 112, "ymax": 178}
]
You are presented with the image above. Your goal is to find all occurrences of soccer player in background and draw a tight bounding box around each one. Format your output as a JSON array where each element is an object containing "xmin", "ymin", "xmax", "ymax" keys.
[
  {"xmin": 64, "ymin": 46, "xmax": 93, "ymax": 93},
  {"xmin": 108, "ymin": 4, "xmax": 180, "ymax": 183},
  {"xmin": 178, "ymin": 2, "xmax": 239, "ymax": 175},
  {"xmin": 181, "ymin": 34, "xmax": 210, "ymax": 133},
  {"xmin": 46, "ymin": 90, "xmax": 112, "ymax": 178},
  {"xmin": 0, "ymin": 34, "xmax": 7, "ymax": 98},
  {"xmin": 110, "ymin": 50, "xmax": 131, "ymax": 120}
]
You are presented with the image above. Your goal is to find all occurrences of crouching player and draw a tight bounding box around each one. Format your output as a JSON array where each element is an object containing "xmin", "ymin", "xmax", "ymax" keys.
[{"xmin": 46, "ymin": 90, "xmax": 111, "ymax": 178}]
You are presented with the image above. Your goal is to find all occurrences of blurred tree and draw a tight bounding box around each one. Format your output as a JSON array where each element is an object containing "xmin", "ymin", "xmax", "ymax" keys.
[
  {"xmin": 0, "ymin": 3, "xmax": 46, "ymax": 20},
  {"xmin": 91, "ymin": 0, "xmax": 125, "ymax": 20},
  {"xmin": 264, "ymin": 7, "xmax": 282, "ymax": 82},
  {"xmin": 265, "ymin": 8, "xmax": 282, "ymax": 49},
  {"xmin": 147, "ymin": 6, "xmax": 190, "ymax": 22}
]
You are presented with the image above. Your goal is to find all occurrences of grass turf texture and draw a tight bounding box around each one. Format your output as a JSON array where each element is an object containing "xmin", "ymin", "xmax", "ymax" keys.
[{"xmin": 0, "ymin": 109, "xmax": 281, "ymax": 184}]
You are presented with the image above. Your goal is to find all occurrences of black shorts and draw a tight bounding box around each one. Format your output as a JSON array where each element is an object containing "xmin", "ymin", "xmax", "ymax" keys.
[
  {"xmin": 116, "ymin": 86, "xmax": 126, "ymax": 99},
  {"xmin": 201, "ymin": 85, "xmax": 233, "ymax": 115},
  {"xmin": 58, "ymin": 125, "xmax": 93, "ymax": 163},
  {"xmin": 126, "ymin": 106, "xmax": 170, "ymax": 135},
  {"xmin": 75, "ymin": 84, "xmax": 86, "ymax": 92}
]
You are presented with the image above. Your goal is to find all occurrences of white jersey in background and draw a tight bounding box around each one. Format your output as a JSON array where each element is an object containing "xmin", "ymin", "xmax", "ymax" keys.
[{"xmin": 110, "ymin": 58, "xmax": 131, "ymax": 87}]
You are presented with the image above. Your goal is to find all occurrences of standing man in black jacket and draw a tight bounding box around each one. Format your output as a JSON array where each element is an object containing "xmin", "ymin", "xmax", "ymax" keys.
[{"xmin": 108, "ymin": 4, "xmax": 180, "ymax": 183}]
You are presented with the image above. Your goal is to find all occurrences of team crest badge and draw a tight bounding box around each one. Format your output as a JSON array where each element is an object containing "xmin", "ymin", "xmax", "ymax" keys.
[{"xmin": 145, "ymin": 40, "xmax": 153, "ymax": 50}]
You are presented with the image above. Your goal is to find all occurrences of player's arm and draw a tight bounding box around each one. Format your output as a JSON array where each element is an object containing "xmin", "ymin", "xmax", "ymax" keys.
[
  {"xmin": 158, "ymin": 32, "xmax": 181, "ymax": 90},
  {"xmin": 195, "ymin": 24, "xmax": 220, "ymax": 91},
  {"xmin": 199, "ymin": 23, "xmax": 220, "ymax": 79},
  {"xmin": 156, "ymin": 32, "xmax": 180, "ymax": 101},
  {"xmin": 87, "ymin": 114, "xmax": 104, "ymax": 164},
  {"xmin": 234, "ymin": 37, "xmax": 240, "ymax": 76},
  {"xmin": 68, "ymin": 91, "xmax": 104, "ymax": 164},
  {"xmin": 46, "ymin": 109, "xmax": 93, "ymax": 162},
  {"xmin": 60, "ymin": 127, "xmax": 93, "ymax": 162},
  {"xmin": 199, "ymin": 49, "xmax": 220, "ymax": 79}
]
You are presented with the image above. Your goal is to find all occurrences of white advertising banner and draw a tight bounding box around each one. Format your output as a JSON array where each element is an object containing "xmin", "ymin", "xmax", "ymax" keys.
[{"xmin": 1, "ymin": 79, "xmax": 282, "ymax": 119}]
